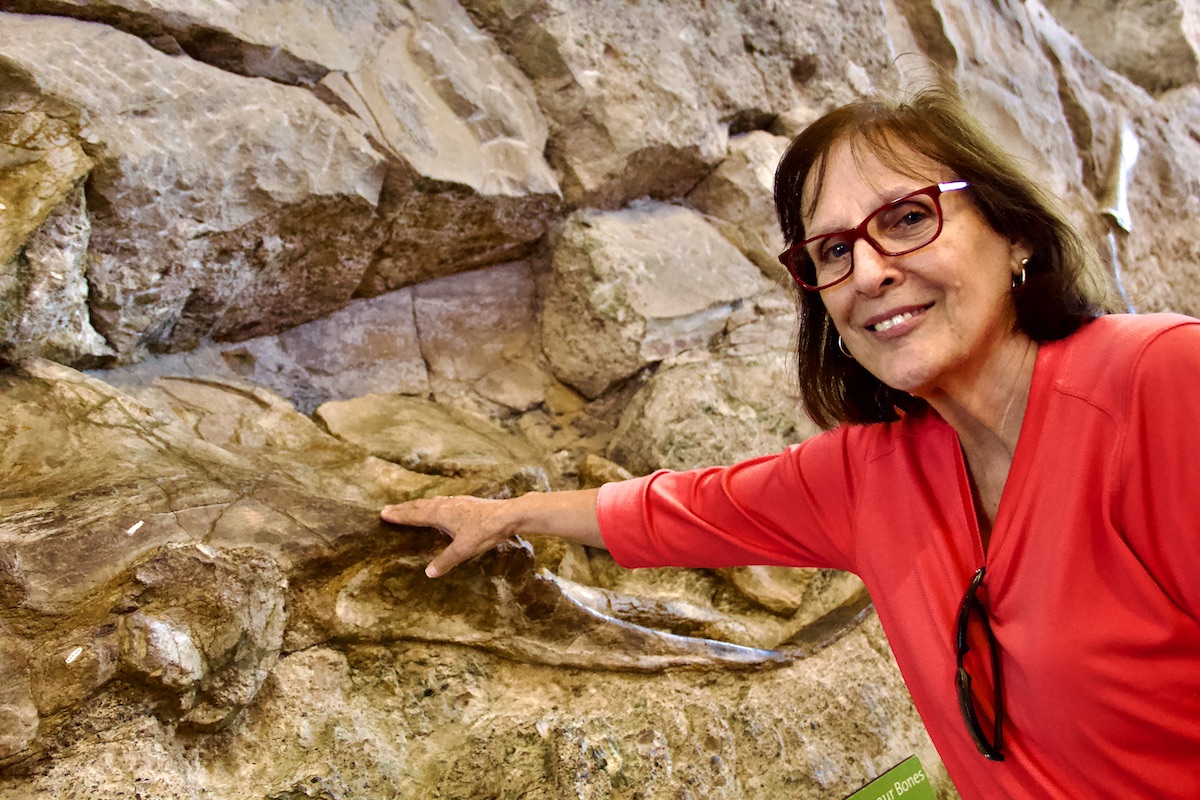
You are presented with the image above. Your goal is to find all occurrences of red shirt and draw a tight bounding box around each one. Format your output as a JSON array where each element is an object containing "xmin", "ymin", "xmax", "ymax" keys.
[{"xmin": 598, "ymin": 314, "xmax": 1200, "ymax": 798}]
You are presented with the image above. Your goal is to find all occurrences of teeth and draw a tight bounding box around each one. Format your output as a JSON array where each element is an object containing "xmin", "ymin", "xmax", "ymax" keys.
[{"xmin": 871, "ymin": 311, "xmax": 917, "ymax": 332}]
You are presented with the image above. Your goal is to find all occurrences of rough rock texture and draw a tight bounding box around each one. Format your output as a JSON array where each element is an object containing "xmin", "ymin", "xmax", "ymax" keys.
[
  {"xmin": 0, "ymin": 3, "xmax": 562, "ymax": 362},
  {"xmin": 0, "ymin": 360, "xmax": 948, "ymax": 798},
  {"xmin": 1043, "ymin": 0, "xmax": 1200, "ymax": 94},
  {"xmin": 541, "ymin": 201, "xmax": 774, "ymax": 399},
  {"xmin": 0, "ymin": 12, "xmax": 390, "ymax": 359},
  {"xmin": 0, "ymin": 106, "xmax": 112, "ymax": 364},
  {"xmin": 2, "ymin": 0, "xmax": 1200, "ymax": 797},
  {"xmin": 0, "ymin": 183, "xmax": 114, "ymax": 364},
  {"xmin": 687, "ymin": 130, "xmax": 793, "ymax": 285},
  {"xmin": 413, "ymin": 261, "xmax": 553, "ymax": 415},
  {"xmin": 607, "ymin": 351, "xmax": 823, "ymax": 477},
  {"xmin": 466, "ymin": 0, "xmax": 897, "ymax": 207},
  {"xmin": 315, "ymin": 392, "xmax": 548, "ymax": 484}
]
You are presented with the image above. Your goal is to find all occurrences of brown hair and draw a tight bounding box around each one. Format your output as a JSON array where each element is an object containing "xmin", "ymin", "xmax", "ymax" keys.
[{"xmin": 774, "ymin": 87, "xmax": 1106, "ymax": 429}]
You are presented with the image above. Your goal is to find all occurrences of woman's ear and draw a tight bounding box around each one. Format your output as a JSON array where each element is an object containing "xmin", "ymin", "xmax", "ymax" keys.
[{"xmin": 1010, "ymin": 241, "xmax": 1033, "ymax": 276}]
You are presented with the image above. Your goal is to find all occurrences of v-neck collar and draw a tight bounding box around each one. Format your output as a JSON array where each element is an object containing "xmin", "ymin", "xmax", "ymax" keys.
[{"xmin": 944, "ymin": 338, "xmax": 1060, "ymax": 568}]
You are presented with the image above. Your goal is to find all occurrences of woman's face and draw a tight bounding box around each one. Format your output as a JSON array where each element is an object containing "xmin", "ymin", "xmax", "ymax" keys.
[{"xmin": 802, "ymin": 138, "xmax": 1031, "ymax": 401}]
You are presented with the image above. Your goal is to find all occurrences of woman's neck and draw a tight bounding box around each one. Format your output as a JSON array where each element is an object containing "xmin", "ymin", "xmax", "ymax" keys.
[
  {"xmin": 925, "ymin": 334, "xmax": 1038, "ymax": 455},
  {"xmin": 925, "ymin": 336, "xmax": 1039, "ymax": 538}
]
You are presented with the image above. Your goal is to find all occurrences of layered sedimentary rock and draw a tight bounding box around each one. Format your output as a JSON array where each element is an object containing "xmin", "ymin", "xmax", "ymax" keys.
[
  {"xmin": 0, "ymin": 360, "xmax": 931, "ymax": 797},
  {"xmin": 2, "ymin": 0, "xmax": 1199, "ymax": 797}
]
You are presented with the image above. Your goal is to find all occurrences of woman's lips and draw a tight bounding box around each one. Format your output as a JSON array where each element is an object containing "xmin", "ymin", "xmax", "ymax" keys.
[{"xmin": 864, "ymin": 303, "xmax": 933, "ymax": 334}]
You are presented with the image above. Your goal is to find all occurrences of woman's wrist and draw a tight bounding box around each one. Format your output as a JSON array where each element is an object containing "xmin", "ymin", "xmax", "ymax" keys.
[{"xmin": 503, "ymin": 488, "xmax": 605, "ymax": 548}]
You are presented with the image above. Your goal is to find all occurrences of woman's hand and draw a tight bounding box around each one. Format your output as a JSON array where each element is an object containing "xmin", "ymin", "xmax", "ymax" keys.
[
  {"xmin": 381, "ymin": 488, "xmax": 605, "ymax": 578},
  {"xmin": 381, "ymin": 496, "xmax": 518, "ymax": 578}
]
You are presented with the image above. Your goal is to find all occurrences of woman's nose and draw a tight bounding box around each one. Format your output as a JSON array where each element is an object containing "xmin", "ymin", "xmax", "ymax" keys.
[{"xmin": 849, "ymin": 238, "xmax": 901, "ymax": 294}]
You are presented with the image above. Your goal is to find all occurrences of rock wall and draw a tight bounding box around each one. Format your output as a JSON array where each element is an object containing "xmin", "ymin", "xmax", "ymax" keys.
[{"xmin": 1, "ymin": 1, "xmax": 1198, "ymax": 798}]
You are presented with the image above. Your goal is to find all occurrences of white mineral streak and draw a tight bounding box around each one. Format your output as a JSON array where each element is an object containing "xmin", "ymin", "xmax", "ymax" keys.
[{"xmin": 1102, "ymin": 124, "xmax": 1142, "ymax": 233}]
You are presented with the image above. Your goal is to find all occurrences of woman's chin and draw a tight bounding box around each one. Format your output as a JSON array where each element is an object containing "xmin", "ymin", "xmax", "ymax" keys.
[{"xmin": 867, "ymin": 361, "xmax": 936, "ymax": 398}]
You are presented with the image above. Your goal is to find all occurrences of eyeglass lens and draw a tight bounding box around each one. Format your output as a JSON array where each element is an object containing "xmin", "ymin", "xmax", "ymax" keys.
[{"xmin": 955, "ymin": 567, "xmax": 1004, "ymax": 761}]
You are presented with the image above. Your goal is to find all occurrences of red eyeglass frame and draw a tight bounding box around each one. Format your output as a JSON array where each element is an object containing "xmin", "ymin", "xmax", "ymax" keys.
[{"xmin": 777, "ymin": 180, "xmax": 970, "ymax": 291}]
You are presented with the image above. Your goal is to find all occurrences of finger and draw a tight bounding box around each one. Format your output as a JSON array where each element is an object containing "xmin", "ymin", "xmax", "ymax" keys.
[
  {"xmin": 381, "ymin": 499, "xmax": 445, "ymax": 527},
  {"xmin": 424, "ymin": 537, "xmax": 480, "ymax": 579}
]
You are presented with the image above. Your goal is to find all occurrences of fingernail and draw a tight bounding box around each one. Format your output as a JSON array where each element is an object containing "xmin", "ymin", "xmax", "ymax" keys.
[{"xmin": 425, "ymin": 565, "xmax": 440, "ymax": 579}]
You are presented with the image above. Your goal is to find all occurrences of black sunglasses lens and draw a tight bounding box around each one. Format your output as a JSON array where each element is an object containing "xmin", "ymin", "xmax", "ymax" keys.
[
  {"xmin": 955, "ymin": 572, "xmax": 1004, "ymax": 761},
  {"xmin": 957, "ymin": 664, "xmax": 1003, "ymax": 760}
]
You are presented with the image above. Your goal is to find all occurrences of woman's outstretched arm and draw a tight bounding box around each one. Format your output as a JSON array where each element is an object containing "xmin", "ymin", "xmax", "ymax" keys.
[{"xmin": 380, "ymin": 488, "xmax": 605, "ymax": 578}]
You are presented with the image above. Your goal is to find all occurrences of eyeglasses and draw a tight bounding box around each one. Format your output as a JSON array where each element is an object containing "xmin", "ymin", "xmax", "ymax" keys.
[
  {"xmin": 777, "ymin": 180, "xmax": 970, "ymax": 291},
  {"xmin": 955, "ymin": 566, "xmax": 1004, "ymax": 761}
]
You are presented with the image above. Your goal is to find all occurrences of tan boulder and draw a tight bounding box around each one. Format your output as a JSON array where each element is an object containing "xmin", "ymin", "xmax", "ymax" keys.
[
  {"xmin": 13, "ymin": 0, "xmax": 559, "ymax": 197},
  {"xmin": 0, "ymin": 108, "xmax": 91, "ymax": 266},
  {"xmin": 219, "ymin": 288, "xmax": 431, "ymax": 414},
  {"xmin": 0, "ymin": 13, "xmax": 388, "ymax": 360},
  {"xmin": 467, "ymin": 0, "xmax": 897, "ymax": 207},
  {"xmin": 316, "ymin": 392, "xmax": 548, "ymax": 488},
  {"xmin": 0, "ymin": 183, "xmax": 114, "ymax": 365},
  {"xmin": 94, "ymin": 288, "xmax": 431, "ymax": 415},
  {"xmin": 1026, "ymin": 3, "xmax": 1200, "ymax": 317},
  {"xmin": 0, "ymin": 629, "xmax": 38, "ymax": 761},
  {"xmin": 607, "ymin": 351, "xmax": 823, "ymax": 476},
  {"xmin": 1042, "ymin": 0, "xmax": 1200, "ymax": 94},
  {"xmin": 541, "ymin": 201, "xmax": 775, "ymax": 398},
  {"xmin": 687, "ymin": 130, "xmax": 793, "ymax": 285},
  {"xmin": 412, "ymin": 261, "xmax": 552, "ymax": 414},
  {"xmin": 0, "ymin": 107, "xmax": 112, "ymax": 365}
]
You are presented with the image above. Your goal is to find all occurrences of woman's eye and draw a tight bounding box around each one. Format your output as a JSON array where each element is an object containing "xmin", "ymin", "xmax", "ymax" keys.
[
  {"xmin": 819, "ymin": 239, "xmax": 850, "ymax": 263},
  {"xmin": 884, "ymin": 202, "xmax": 932, "ymax": 230}
]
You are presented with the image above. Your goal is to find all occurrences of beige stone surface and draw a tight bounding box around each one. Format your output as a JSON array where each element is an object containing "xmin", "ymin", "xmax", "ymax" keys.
[
  {"xmin": 315, "ymin": 392, "xmax": 547, "ymax": 485},
  {"xmin": 319, "ymin": 0, "xmax": 559, "ymax": 197},
  {"xmin": 1026, "ymin": 2, "xmax": 1200, "ymax": 317},
  {"xmin": 1042, "ymin": 0, "xmax": 1200, "ymax": 94},
  {"xmin": 607, "ymin": 351, "xmax": 823, "ymax": 476},
  {"xmin": 0, "ymin": 12, "xmax": 388, "ymax": 359},
  {"xmin": 0, "ymin": 183, "xmax": 114, "ymax": 364},
  {"xmin": 0, "ymin": 363, "xmax": 946, "ymax": 796},
  {"xmin": 5, "ymin": 0, "xmax": 559, "ymax": 196},
  {"xmin": 0, "ymin": 629, "xmax": 37, "ymax": 760},
  {"xmin": 413, "ymin": 261, "xmax": 551, "ymax": 414},
  {"xmin": 0, "ymin": 107, "xmax": 91, "ymax": 266},
  {"xmin": 0, "ymin": 623, "xmax": 955, "ymax": 800},
  {"xmin": 94, "ymin": 288, "xmax": 430, "ymax": 414},
  {"xmin": 0, "ymin": 106, "xmax": 111, "ymax": 364},
  {"xmin": 222, "ymin": 288, "xmax": 431, "ymax": 414},
  {"xmin": 687, "ymin": 130, "xmax": 793, "ymax": 285},
  {"xmin": 541, "ymin": 201, "xmax": 774, "ymax": 398},
  {"xmin": 467, "ymin": 0, "xmax": 898, "ymax": 207}
]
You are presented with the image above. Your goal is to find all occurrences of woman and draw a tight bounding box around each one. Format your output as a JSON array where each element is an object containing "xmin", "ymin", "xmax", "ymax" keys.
[{"xmin": 381, "ymin": 88, "xmax": 1200, "ymax": 798}]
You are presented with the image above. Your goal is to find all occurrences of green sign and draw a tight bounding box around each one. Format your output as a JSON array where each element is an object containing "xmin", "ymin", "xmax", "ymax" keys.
[{"xmin": 844, "ymin": 756, "xmax": 935, "ymax": 800}]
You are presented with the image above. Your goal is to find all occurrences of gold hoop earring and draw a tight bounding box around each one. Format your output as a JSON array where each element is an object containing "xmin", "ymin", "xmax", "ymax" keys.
[
  {"xmin": 838, "ymin": 335, "xmax": 853, "ymax": 359},
  {"xmin": 1012, "ymin": 257, "xmax": 1029, "ymax": 289}
]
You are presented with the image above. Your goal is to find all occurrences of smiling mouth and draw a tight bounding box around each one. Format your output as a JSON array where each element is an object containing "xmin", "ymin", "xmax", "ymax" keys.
[{"xmin": 867, "ymin": 304, "xmax": 932, "ymax": 333}]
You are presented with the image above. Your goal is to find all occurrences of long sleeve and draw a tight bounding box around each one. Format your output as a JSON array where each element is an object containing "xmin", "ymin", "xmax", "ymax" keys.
[
  {"xmin": 596, "ymin": 424, "xmax": 870, "ymax": 573},
  {"xmin": 1114, "ymin": 321, "xmax": 1200, "ymax": 618}
]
